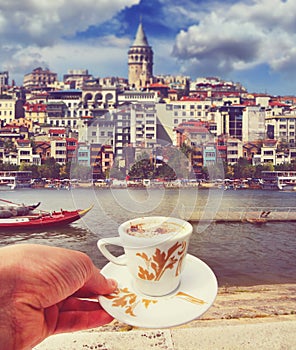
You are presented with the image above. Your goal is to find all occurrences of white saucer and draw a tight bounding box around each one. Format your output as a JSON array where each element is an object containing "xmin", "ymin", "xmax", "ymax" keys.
[{"xmin": 99, "ymin": 254, "xmax": 218, "ymax": 328}]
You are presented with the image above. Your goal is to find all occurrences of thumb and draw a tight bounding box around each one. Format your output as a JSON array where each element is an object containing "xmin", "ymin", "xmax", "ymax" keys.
[{"xmin": 75, "ymin": 266, "xmax": 117, "ymax": 297}]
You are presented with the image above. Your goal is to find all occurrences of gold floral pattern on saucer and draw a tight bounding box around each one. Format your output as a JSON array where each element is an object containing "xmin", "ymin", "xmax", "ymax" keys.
[
  {"xmin": 99, "ymin": 254, "xmax": 218, "ymax": 328},
  {"xmin": 104, "ymin": 287, "xmax": 205, "ymax": 317}
]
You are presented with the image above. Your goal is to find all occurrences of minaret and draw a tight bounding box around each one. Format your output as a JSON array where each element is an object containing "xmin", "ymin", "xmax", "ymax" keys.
[{"xmin": 128, "ymin": 20, "xmax": 153, "ymax": 89}]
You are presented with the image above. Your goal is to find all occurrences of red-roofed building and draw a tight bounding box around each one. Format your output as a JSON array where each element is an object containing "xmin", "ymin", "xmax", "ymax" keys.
[
  {"xmin": 148, "ymin": 82, "xmax": 169, "ymax": 99},
  {"xmin": 49, "ymin": 128, "xmax": 66, "ymax": 138},
  {"xmin": 174, "ymin": 120, "xmax": 214, "ymax": 147},
  {"xmin": 66, "ymin": 137, "xmax": 78, "ymax": 162},
  {"xmin": 35, "ymin": 141, "xmax": 51, "ymax": 163}
]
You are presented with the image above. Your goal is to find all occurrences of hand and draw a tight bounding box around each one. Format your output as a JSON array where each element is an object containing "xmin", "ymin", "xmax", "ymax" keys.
[{"xmin": 0, "ymin": 244, "xmax": 117, "ymax": 350}]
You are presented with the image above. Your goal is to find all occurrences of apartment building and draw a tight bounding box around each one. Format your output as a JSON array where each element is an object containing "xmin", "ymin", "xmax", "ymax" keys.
[
  {"xmin": 16, "ymin": 139, "xmax": 41, "ymax": 166},
  {"xmin": 0, "ymin": 95, "xmax": 16, "ymax": 125},
  {"xmin": 63, "ymin": 69, "xmax": 93, "ymax": 89},
  {"xmin": 265, "ymin": 113, "xmax": 296, "ymax": 146},
  {"xmin": 50, "ymin": 139, "xmax": 67, "ymax": 164},
  {"xmin": 174, "ymin": 120, "xmax": 214, "ymax": 147},
  {"xmin": 78, "ymin": 114, "xmax": 114, "ymax": 146},
  {"xmin": 23, "ymin": 67, "xmax": 57, "ymax": 89},
  {"xmin": 24, "ymin": 102, "xmax": 47, "ymax": 126},
  {"xmin": 47, "ymin": 89, "xmax": 82, "ymax": 130},
  {"xmin": 77, "ymin": 143, "xmax": 90, "ymax": 167},
  {"xmin": 259, "ymin": 139, "xmax": 278, "ymax": 164},
  {"xmin": 226, "ymin": 138, "xmax": 243, "ymax": 164}
]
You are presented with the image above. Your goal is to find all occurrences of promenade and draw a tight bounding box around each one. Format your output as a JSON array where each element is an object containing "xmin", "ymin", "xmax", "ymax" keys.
[{"xmin": 35, "ymin": 284, "xmax": 296, "ymax": 350}]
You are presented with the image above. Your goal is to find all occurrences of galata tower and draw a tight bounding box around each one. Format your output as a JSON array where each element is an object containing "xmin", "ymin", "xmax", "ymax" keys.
[{"xmin": 128, "ymin": 20, "xmax": 153, "ymax": 89}]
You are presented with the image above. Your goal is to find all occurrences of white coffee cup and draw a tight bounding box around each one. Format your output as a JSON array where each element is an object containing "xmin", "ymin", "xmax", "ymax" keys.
[{"xmin": 97, "ymin": 216, "xmax": 193, "ymax": 296}]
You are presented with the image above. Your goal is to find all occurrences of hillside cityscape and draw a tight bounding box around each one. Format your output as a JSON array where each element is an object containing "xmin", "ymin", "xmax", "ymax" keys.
[{"xmin": 1, "ymin": 21, "xmax": 296, "ymax": 184}]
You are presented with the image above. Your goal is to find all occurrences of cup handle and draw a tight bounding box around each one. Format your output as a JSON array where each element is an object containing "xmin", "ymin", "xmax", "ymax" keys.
[{"xmin": 97, "ymin": 237, "xmax": 127, "ymax": 266}]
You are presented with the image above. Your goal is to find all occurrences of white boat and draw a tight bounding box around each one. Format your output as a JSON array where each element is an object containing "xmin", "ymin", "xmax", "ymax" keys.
[
  {"xmin": 261, "ymin": 171, "xmax": 296, "ymax": 191},
  {"xmin": 0, "ymin": 176, "xmax": 16, "ymax": 190}
]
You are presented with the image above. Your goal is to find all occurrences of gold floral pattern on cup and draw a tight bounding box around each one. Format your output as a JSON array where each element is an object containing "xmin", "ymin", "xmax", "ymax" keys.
[{"xmin": 136, "ymin": 241, "xmax": 187, "ymax": 281}]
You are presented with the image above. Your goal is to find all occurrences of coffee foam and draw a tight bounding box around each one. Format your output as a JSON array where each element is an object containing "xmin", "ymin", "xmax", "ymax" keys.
[{"xmin": 126, "ymin": 221, "xmax": 183, "ymax": 238}]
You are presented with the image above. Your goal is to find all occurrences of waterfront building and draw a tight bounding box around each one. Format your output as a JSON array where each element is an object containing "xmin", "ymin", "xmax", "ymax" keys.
[
  {"xmin": 190, "ymin": 146, "xmax": 203, "ymax": 177},
  {"xmin": 218, "ymin": 104, "xmax": 244, "ymax": 140},
  {"xmin": 242, "ymin": 106, "xmax": 266, "ymax": 143},
  {"xmin": 16, "ymin": 139, "xmax": 41, "ymax": 166},
  {"xmin": 130, "ymin": 103, "xmax": 157, "ymax": 148},
  {"xmin": 77, "ymin": 143, "xmax": 90, "ymax": 167},
  {"xmin": 243, "ymin": 141, "xmax": 262, "ymax": 162},
  {"xmin": 50, "ymin": 138, "xmax": 67, "ymax": 164},
  {"xmin": 260, "ymin": 139, "xmax": 278, "ymax": 164},
  {"xmin": 226, "ymin": 137, "xmax": 243, "ymax": 164},
  {"xmin": 35, "ymin": 141, "xmax": 51, "ymax": 163},
  {"xmin": 66, "ymin": 137, "xmax": 78, "ymax": 163},
  {"xmin": 128, "ymin": 21, "xmax": 153, "ymax": 89},
  {"xmin": 90, "ymin": 143, "xmax": 114, "ymax": 179},
  {"xmin": 203, "ymin": 144, "xmax": 217, "ymax": 168},
  {"xmin": 265, "ymin": 113, "xmax": 296, "ymax": 147}
]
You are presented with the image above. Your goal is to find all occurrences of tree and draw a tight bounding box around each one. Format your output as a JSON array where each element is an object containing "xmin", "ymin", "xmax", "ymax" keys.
[
  {"xmin": 39, "ymin": 157, "xmax": 61, "ymax": 179},
  {"xmin": 19, "ymin": 163, "xmax": 40, "ymax": 178},
  {"xmin": 154, "ymin": 162, "xmax": 176, "ymax": 180},
  {"xmin": 128, "ymin": 158, "xmax": 154, "ymax": 179}
]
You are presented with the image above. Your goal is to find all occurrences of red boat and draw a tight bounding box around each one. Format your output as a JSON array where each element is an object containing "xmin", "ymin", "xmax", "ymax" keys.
[{"xmin": 0, "ymin": 206, "xmax": 93, "ymax": 229}]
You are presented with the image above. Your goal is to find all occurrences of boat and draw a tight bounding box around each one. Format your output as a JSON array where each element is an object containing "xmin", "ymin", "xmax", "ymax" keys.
[
  {"xmin": 245, "ymin": 218, "xmax": 267, "ymax": 225},
  {"xmin": 0, "ymin": 199, "xmax": 41, "ymax": 218},
  {"xmin": 261, "ymin": 171, "xmax": 296, "ymax": 191},
  {"xmin": 0, "ymin": 176, "xmax": 16, "ymax": 190},
  {"xmin": 0, "ymin": 206, "xmax": 93, "ymax": 229}
]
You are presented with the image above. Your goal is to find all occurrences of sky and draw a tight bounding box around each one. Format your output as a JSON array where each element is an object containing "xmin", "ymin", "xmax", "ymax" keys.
[{"xmin": 1, "ymin": 0, "xmax": 296, "ymax": 96}]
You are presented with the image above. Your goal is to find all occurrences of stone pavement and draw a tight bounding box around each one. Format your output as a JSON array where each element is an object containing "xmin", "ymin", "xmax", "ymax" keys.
[{"xmin": 34, "ymin": 317, "xmax": 296, "ymax": 350}]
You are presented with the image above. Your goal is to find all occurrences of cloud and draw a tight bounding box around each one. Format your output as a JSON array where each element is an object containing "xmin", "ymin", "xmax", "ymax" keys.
[
  {"xmin": 172, "ymin": 0, "xmax": 296, "ymax": 79},
  {"xmin": 4, "ymin": 36, "xmax": 131, "ymax": 82},
  {"xmin": 0, "ymin": 0, "xmax": 139, "ymax": 83}
]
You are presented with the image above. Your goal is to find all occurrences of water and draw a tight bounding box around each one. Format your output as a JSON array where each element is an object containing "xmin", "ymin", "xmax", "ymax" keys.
[{"xmin": 1, "ymin": 187, "xmax": 295, "ymax": 287}]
